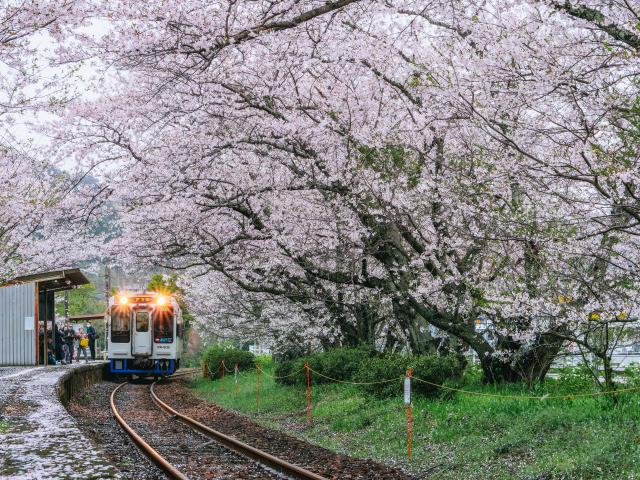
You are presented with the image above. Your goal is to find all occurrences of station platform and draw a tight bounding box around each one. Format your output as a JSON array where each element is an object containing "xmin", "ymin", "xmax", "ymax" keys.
[{"xmin": 0, "ymin": 363, "xmax": 119, "ymax": 479}]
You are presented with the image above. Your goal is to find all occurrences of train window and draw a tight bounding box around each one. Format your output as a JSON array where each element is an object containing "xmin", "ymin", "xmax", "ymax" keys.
[
  {"xmin": 153, "ymin": 307, "xmax": 174, "ymax": 343},
  {"xmin": 110, "ymin": 306, "xmax": 131, "ymax": 343},
  {"xmin": 136, "ymin": 311, "xmax": 149, "ymax": 332}
]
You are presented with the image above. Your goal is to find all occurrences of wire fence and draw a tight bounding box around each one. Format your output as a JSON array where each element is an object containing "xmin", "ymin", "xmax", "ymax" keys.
[
  {"xmin": 204, "ymin": 360, "xmax": 640, "ymax": 400},
  {"xmin": 199, "ymin": 358, "xmax": 640, "ymax": 460}
]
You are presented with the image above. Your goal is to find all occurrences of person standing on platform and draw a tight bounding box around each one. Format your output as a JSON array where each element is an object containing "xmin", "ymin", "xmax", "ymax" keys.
[
  {"xmin": 62, "ymin": 323, "xmax": 75, "ymax": 364},
  {"xmin": 77, "ymin": 328, "xmax": 90, "ymax": 363},
  {"xmin": 54, "ymin": 325, "xmax": 65, "ymax": 363},
  {"xmin": 85, "ymin": 321, "xmax": 97, "ymax": 361}
]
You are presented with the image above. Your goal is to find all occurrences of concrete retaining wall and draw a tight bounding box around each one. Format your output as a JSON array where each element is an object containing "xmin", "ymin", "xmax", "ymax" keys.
[{"xmin": 57, "ymin": 362, "xmax": 110, "ymax": 406}]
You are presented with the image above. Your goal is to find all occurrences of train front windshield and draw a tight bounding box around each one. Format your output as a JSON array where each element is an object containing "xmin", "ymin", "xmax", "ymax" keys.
[
  {"xmin": 111, "ymin": 306, "xmax": 131, "ymax": 342},
  {"xmin": 153, "ymin": 307, "xmax": 174, "ymax": 343}
]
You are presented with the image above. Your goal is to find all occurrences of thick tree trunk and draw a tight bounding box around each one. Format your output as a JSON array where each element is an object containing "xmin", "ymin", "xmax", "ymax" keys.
[
  {"xmin": 602, "ymin": 356, "xmax": 615, "ymax": 391},
  {"xmin": 392, "ymin": 298, "xmax": 439, "ymax": 354},
  {"xmin": 397, "ymin": 297, "xmax": 568, "ymax": 385},
  {"xmin": 478, "ymin": 356, "xmax": 522, "ymax": 383},
  {"xmin": 599, "ymin": 351, "xmax": 617, "ymax": 401},
  {"xmin": 474, "ymin": 332, "xmax": 565, "ymax": 385},
  {"xmin": 333, "ymin": 303, "xmax": 382, "ymax": 349}
]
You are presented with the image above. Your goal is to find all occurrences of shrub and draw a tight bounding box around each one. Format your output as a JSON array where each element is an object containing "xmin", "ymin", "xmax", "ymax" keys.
[
  {"xmin": 411, "ymin": 355, "xmax": 463, "ymax": 397},
  {"xmin": 202, "ymin": 345, "xmax": 255, "ymax": 380},
  {"xmin": 355, "ymin": 353, "xmax": 463, "ymax": 398},
  {"xmin": 624, "ymin": 364, "xmax": 640, "ymax": 386},
  {"xmin": 354, "ymin": 354, "xmax": 407, "ymax": 397},
  {"xmin": 556, "ymin": 365, "xmax": 596, "ymax": 394},
  {"xmin": 315, "ymin": 346, "xmax": 371, "ymax": 383},
  {"xmin": 274, "ymin": 348, "xmax": 463, "ymax": 398},
  {"xmin": 274, "ymin": 357, "xmax": 307, "ymax": 385},
  {"xmin": 255, "ymin": 354, "xmax": 273, "ymax": 370},
  {"xmin": 274, "ymin": 347, "xmax": 371, "ymax": 386}
]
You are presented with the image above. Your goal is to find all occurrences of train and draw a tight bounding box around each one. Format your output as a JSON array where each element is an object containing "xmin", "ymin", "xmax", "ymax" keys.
[{"xmin": 107, "ymin": 291, "xmax": 183, "ymax": 377}]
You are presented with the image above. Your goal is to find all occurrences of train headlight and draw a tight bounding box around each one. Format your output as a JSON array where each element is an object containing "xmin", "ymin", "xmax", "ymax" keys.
[
  {"xmin": 119, "ymin": 295, "xmax": 128, "ymax": 305},
  {"xmin": 157, "ymin": 295, "xmax": 166, "ymax": 306}
]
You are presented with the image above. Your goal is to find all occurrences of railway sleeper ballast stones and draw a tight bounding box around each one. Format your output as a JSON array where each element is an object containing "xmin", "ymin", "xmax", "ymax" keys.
[{"xmin": 111, "ymin": 375, "xmax": 325, "ymax": 480}]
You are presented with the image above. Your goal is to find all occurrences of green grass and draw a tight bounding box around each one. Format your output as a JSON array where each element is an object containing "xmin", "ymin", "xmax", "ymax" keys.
[{"xmin": 189, "ymin": 362, "xmax": 640, "ymax": 479}]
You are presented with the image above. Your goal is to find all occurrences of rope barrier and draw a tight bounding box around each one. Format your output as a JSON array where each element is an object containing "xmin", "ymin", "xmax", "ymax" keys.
[
  {"xmin": 274, "ymin": 366, "xmax": 640, "ymax": 401},
  {"xmin": 307, "ymin": 367, "xmax": 402, "ymax": 385},
  {"xmin": 411, "ymin": 376, "xmax": 640, "ymax": 400},
  {"xmin": 208, "ymin": 361, "xmax": 640, "ymax": 401},
  {"xmin": 203, "ymin": 357, "xmax": 640, "ymax": 464},
  {"xmin": 259, "ymin": 365, "xmax": 308, "ymax": 380}
]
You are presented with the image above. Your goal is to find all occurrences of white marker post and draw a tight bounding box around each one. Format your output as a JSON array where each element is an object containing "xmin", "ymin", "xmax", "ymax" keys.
[
  {"xmin": 233, "ymin": 363, "xmax": 239, "ymax": 397},
  {"xmin": 405, "ymin": 368, "xmax": 413, "ymax": 460},
  {"xmin": 404, "ymin": 375, "xmax": 411, "ymax": 406}
]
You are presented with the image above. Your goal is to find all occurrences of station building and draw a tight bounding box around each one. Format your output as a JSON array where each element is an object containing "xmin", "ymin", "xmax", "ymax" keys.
[{"xmin": 0, "ymin": 269, "xmax": 90, "ymax": 366}]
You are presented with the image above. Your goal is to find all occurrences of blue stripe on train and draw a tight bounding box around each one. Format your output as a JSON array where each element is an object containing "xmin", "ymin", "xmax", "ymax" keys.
[{"xmin": 110, "ymin": 358, "xmax": 175, "ymax": 375}]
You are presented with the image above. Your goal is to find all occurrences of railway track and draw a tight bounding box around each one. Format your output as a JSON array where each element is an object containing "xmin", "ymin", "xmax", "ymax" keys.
[{"xmin": 110, "ymin": 371, "xmax": 327, "ymax": 480}]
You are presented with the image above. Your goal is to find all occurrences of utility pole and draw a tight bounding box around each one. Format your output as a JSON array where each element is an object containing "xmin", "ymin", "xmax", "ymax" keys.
[
  {"xmin": 64, "ymin": 290, "xmax": 69, "ymax": 321},
  {"xmin": 104, "ymin": 266, "xmax": 111, "ymax": 306},
  {"xmin": 103, "ymin": 266, "xmax": 111, "ymax": 356}
]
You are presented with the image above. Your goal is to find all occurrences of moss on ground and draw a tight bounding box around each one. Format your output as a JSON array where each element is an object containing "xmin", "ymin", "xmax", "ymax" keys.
[{"xmin": 0, "ymin": 420, "xmax": 10, "ymax": 434}]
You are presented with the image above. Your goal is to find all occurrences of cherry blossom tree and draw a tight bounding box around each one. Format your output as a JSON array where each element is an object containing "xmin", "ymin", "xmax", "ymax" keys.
[
  {"xmin": 51, "ymin": 0, "xmax": 640, "ymax": 383},
  {"xmin": 0, "ymin": 0, "xmax": 85, "ymax": 281}
]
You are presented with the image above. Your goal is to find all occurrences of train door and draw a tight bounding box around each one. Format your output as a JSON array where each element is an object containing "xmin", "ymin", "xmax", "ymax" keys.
[{"xmin": 132, "ymin": 309, "xmax": 152, "ymax": 356}]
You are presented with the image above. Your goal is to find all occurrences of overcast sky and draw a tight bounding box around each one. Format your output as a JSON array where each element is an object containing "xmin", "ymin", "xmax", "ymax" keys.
[{"xmin": 1, "ymin": 21, "xmax": 108, "ymax": 172}]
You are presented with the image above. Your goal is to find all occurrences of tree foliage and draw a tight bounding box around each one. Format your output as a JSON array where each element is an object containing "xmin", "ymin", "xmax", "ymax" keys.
[
  {"xmin": 55, "ymin": 283, "xmax": 105, "ymax": 317},
  {"xmin": 3, "ymin": 1, "xmax": 640, "ymax": 385}
]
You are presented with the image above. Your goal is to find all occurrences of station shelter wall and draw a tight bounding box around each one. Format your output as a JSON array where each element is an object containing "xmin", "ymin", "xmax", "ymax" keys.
[{"xmin": 0, "ymin": 283, "xmax": 36, "ymax": 366}]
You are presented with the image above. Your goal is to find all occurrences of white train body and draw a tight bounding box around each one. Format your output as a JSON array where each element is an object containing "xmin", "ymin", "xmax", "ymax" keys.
[{"xmin": 107, "ymin": 292, "xmax": 183, "ymax": 376}]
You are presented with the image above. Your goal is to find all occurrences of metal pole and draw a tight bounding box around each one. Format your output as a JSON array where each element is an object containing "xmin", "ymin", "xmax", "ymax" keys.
[
  {"xmin": 104, "ymin": 266, "xmax": 111, "ymax": 355},
  {"xmin": 64, "ymin": 290, "xmax": 69, "ymax": 320},
  {"xmin": 43, "ymin": 289, "xmax": 47, "ymax": 366}
]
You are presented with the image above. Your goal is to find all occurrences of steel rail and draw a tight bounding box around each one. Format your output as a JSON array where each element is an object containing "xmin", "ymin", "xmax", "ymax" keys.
[
  {"xmin": 110, "ymin": 381, "xmax": 190, "ymax": 480},
  {"xmin": 150, "ymin": 377, "xmax": 328, "ymax": 480}
]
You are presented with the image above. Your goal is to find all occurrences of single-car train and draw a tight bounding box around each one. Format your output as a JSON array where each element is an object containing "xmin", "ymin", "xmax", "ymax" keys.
[{"xmin": 107, "ymin": 291, "xmax": 182, "ymax": 376}]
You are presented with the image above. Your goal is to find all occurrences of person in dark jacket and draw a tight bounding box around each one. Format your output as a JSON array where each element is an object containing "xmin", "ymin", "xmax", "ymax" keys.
[
  {"xmin": 54, "ymin": 325, "xmax": 65, "ymax": 362},
  {"xmin": 62, "ymin": 323, "xmax": 76, "ymax": 364},
  {"xmin": 85, "ymin": 322, "xmax": 97, "ymax": 361}
]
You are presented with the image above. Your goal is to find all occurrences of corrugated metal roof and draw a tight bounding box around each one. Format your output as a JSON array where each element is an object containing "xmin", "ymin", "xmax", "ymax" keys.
[
  {"xmin": 12, "ymin": 268, "xmax": 90, "ymax": 285},
  {"xmin": 6, "ymin": 268, "xmax": 90, "ymax": 291}
]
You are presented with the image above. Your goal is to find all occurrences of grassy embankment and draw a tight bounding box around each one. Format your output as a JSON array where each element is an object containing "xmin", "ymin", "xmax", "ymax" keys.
[{"xmin": 189, "ymin": 357, "xmax": 640, "ymax": 479}]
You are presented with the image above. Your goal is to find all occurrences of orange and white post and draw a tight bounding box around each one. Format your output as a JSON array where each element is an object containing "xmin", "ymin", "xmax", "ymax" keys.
[
  {"xmin": 234, "ymin": 363, "xmax": 239, "ymax": 398},
  {"xmin": 405, "ymin": 368, "xmax": 413, "ymax": 460},
  {"xmin": 305, "ymin": 361, "xmax": 312, "ymax": 424}
]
